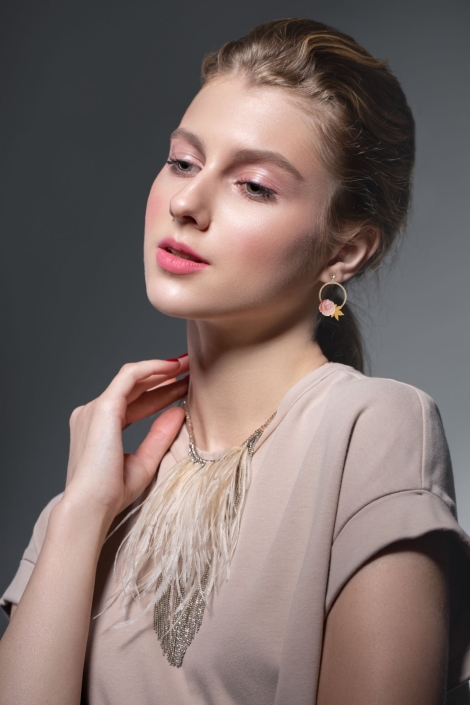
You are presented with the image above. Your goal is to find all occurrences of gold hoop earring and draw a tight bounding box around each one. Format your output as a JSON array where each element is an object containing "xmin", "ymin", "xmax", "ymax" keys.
[{"xmin": 318, "ymin": 274, "xmax": 347, "ymax": 321}]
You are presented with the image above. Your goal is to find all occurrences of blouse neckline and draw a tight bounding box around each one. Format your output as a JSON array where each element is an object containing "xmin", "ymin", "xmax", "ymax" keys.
[{"xmin": 170, "ymin": 361, "xmax": 356, "ymax": 463}]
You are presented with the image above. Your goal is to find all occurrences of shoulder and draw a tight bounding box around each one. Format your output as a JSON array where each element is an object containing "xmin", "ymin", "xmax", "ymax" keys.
[
  {"xmin": 325, "ymin": 364, "xmax": 439, "ymax": 428},
  {"xmin": 321, "ymin": 365, "xmax": 452, "ymax": 491},
  {"xmin": 324, "ymin": 366, "xmax": 454, "ymax": 514}
]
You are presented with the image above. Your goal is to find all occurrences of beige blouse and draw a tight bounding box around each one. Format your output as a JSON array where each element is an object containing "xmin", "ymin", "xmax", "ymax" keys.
[{"xmin": 2, "ymin": 362, "xmax": 470, "ymax": 703}]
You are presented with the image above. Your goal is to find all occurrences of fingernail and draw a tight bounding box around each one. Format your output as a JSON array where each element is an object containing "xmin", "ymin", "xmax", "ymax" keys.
[
  {"xmin": 178, "ymin": 353, "xmax": 188, "ymax": 358},
  {"xmin": 166, "ymin": 358, "xmax": 179, "ymax": 362}
]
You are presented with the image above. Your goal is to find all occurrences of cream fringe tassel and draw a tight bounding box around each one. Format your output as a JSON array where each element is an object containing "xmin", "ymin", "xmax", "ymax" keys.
[
  {"xmin": 95, "ymin": 411, "xmax": 275, "ymax": 667},
  {"xmin": 95, "ymin": 439, "xmax": 254, "ymax": 638}
]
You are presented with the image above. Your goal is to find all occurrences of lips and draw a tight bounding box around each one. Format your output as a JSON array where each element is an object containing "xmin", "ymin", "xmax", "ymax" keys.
[
  {"xmin": 165, "ymin": 247, "xmax": 196, "ymax": 262},
  {"xmin": 157, "ymin": 237, "xmax": 210, "ymax": 275},
  {"xmin": 158, "ymin": 237, "xmax": 208, "ymax": 264}
]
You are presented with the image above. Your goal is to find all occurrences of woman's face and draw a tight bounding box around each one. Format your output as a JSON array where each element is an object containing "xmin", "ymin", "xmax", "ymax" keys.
[{"xmin": 144, "ymin": 75, "xmax": 335, "ymax": 324}]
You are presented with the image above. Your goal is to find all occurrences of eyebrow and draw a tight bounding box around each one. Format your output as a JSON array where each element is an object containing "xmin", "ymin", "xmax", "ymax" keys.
[
  {"xmin": 169, "ymin": 128, "xmax": 305, "ymax": 182},
  {"xmin": 232, "ymin": 149, "xmax": 304, "ymax": 182},
  {"xmin": 170, "ymin": 128, "xmax": 205, "ymax": 153}
]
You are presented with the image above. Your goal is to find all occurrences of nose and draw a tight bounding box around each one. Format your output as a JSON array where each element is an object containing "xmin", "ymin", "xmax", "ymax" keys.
[{"xmin": 169, "ymin": 177, "xmax": 211, "ymax": 231}]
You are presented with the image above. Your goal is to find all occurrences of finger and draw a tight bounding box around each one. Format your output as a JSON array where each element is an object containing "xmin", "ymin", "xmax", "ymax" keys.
[
  {"xmin": 140, "ymin": 376, "xmax": 181, "ymax": 393},
  {"xmin": 107, "ymin": 359, "xmax": 182, "ymax": 400},
  {"xmin": 145, "ymin": 377, "xmax": 177, "ymax": 392},
  {"xmin": 176, "ymin": 354, "xmax": 190, "ymax": 375},
  {"xmin": 128, "ymin": 374, "xmax": 179, "ymax": 402},
  {"xmin": 128, "ymin": 376, "xmax": 189, "ymax": 421},
  {"xmin": 133, "ymin": 355, "xmax": 189, "ymax": 387},
  {"xmin": 129, "ymin": 355, "xmax": 189, "ymax": 399},
  {"xmin": 131, "ymin": 405, "xmax": 186, "ymax": 477},
  {"xmin": 124, "ymin": 376, "xmax": 189, "ymax": 427}
]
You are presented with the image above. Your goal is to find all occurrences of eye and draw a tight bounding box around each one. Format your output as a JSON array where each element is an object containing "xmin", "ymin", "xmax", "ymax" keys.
[
  {"xmin": 246, "ymin": 182, "xmax": 263, "ymax": 195},
  {"xmin": 166, "ymin": 158, "xmax": 197, "ymax": 176},
  {"xmin": 238, "ymin": 180, "xmax": 276, "ymax": 202}
]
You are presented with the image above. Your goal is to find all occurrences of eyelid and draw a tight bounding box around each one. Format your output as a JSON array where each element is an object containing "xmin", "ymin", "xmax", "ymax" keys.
[
  {"xmin": 166, "ymin": 157, "xmax": 277, "ymax": 201},
  {"xmin": 237, "ymin": 172, "xmax": 277, "ymax": 189},
  {"xmin": 168, "ymin": 153, "xmax": 200, "ymax": 165},
  {"xmin": 166, "ymin": 157, "xmax": 200, "ymax": 176},
  {"xmin": 235, "ymin": 165, "xmax": 283, "ymax": 190},
  {"xmin": 236, "ymin": 179, "xmax": 277, "ymax": 202},
  {"xmin": 169, "ymin": 138, "xmax": 204, "ymax": 162}
]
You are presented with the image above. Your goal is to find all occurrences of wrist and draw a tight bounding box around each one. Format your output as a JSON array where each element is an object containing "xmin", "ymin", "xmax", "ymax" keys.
[{"xmin": 52, "ymin": 492, "xmax": 115, "ymax": 546}]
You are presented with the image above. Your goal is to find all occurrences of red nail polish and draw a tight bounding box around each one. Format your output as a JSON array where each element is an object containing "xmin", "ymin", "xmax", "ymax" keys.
[
  {"xmin": 178, "ymin": 353, "xmax": 188, "ymax": 358},
  {"xmin": 166, "ymin": 358, "xmax": 178, "ymax": 362}
]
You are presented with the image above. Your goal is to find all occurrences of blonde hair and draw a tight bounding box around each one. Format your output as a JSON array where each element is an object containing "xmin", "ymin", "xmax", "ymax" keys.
[{"xmin": 202, "ymin": 18, "xmax": 415, "ymax": 371}]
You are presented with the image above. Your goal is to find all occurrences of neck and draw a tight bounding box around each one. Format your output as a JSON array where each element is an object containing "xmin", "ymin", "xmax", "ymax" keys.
[{"xmin": 185, "ymin": 312, "xmax": 328, "ymax": 452}]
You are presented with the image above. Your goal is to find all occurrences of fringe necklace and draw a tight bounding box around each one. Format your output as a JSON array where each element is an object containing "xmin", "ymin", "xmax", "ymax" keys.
[{"xmin": 110, "ymin": 398, "xmax": 276, "ymax": 668}]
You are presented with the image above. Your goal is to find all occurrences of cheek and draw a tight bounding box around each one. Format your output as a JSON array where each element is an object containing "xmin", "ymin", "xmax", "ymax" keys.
[
  {"xmin": 231, "ymin": 212, "xmax": 316, "ymax": 277},
  {"xmin": 145, "ymin": 180, "xmax": 167, "ymax": 230}
]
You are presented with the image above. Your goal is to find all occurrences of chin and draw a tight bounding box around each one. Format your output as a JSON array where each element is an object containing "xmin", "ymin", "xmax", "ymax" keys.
[
  {"xmin": 145, "ymin": 282, "xmax": 253, "ymax": 322},
  {"xmin": 146, "ymin": 287, "xmax": 190, "ymax": 320},
  {"xmin": 145, "ymin": 280, "xmax": 210, "ymax": 320}
]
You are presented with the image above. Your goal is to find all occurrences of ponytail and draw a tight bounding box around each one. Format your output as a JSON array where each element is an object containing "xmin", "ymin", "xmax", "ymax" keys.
[{"xmin": 315, "ymin": 303, "xmax": 364, "ymax": 373}]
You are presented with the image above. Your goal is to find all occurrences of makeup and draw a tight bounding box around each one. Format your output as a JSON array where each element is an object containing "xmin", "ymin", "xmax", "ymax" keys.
[{"xmin": 157, "ymin": 238, "xmax": 210, "ymax": 274}]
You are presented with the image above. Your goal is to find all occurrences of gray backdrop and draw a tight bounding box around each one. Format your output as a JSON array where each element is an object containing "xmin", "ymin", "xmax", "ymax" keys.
[{"xmin": 1, "ymin": 0, "xmax": 469, "ymax": 642}]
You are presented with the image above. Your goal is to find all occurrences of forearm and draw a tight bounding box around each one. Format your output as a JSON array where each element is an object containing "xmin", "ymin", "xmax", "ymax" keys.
[
  {"xmin": 0, "ymin": 497, "xmax": 113, "ymax": 705},
  {"xmin": 0, "ymin": 360, "xmax": 187, "ymax": 704}
]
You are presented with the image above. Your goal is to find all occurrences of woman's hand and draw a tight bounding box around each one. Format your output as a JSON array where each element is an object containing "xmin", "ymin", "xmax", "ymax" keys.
[
  {"xmin": 63, "ymin": 356, "xmax": 189, "ymax": 521},
  {"xmin": 0, "ymin": 356, "xmax": 189, "ymax": 705}
]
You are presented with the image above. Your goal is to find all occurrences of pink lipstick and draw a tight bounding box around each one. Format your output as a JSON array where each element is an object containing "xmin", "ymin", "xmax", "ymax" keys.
[{"xmin": 157, "ymin": 237, "xmax": 210, "ymax": 275}]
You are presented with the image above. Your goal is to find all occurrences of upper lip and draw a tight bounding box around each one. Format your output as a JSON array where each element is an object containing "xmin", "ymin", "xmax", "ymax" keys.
[{"xmin": 158, "ymin": 237, "xmax": 209, "ymax": 264}]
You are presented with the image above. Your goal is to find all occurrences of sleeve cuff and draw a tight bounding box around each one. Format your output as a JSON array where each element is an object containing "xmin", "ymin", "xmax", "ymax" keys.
[
  {"xmin": 0, "ymin": 558, "xmax": 36, "ymax": 619},
  {"xmin": 0, "ymin": 493, "xmax": 64, "ymax": 621}
]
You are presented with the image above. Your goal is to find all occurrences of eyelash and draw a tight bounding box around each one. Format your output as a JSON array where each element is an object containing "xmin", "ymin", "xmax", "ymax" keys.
[
  {"xmin": 166, "ymin": 158, "xmax": 276, "ymax": 202},
  {"xmin": 237, "ymin": 179, "xmax": 276, "ymax": 202}
]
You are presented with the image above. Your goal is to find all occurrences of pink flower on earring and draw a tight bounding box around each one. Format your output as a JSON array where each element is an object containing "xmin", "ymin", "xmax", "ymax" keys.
[{"xmin": 319, "ymin": 299, "xmax": 336, "ymax": 316}]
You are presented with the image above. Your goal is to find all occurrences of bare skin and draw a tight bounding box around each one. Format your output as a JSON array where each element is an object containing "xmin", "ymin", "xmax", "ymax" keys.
[
  {"xmin": 317, "ymin": 533, "xmax": 450, "ymax": 705},
  {"xmin": 0, "ymin": 75, "xmax": 450, "ymax": 704},
  {"xmin": 143, "ymin": 76, "xmax": 379, "ymax": 450}
]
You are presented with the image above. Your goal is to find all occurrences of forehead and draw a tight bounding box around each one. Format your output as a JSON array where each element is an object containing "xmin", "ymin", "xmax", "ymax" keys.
[{"xmin": 178, "ymin": 76, "xmax": 326, "ymax": 178}]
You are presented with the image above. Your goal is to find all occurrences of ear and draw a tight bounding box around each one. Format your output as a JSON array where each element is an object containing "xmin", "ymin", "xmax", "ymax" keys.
[{"xmin": 317, "ymin": 226, "xmax": 381, "ymax": 284}]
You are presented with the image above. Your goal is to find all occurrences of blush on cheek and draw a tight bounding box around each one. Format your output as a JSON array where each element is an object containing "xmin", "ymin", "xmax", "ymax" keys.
[
  {"xmin": 237, "ymin": 228, "xmax": 292, "ymax": 269},
  {"xmin": 235, "ymin": 222, "xmax": 316, "ymax": 290},
  {"xmin": 145, "ymin": 189, "xmax": 166, "ymax": 229}
]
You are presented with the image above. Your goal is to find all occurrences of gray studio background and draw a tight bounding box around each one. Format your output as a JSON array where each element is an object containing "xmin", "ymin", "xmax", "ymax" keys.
[{"xmin": 1, "ymin": 0, "xmax": 469, "ymax": 637}]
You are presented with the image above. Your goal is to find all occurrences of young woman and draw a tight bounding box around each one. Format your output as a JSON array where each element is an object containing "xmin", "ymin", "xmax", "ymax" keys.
[{"xmin": 1, "ymin": 18, "xmax": 470, "ymax": 705}]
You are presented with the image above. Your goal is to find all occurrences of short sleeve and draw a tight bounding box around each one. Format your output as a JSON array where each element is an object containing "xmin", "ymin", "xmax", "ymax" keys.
[
  {"xmin": 1, "ymin": 493, "xmax": 63, "ymax": 618},
  {"xmin": 326, "ymin": 380, "xmax": 470, "ymax": 692}
]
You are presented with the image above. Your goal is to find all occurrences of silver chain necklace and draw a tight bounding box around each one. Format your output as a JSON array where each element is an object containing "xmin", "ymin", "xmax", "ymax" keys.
[
  {"xmin": 153, "ymin": 398, "xmax": 277, "ymax": 667},
  {"xmin": 182, "ymin": 398, "xmax": 277, "ymax": 466}
]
